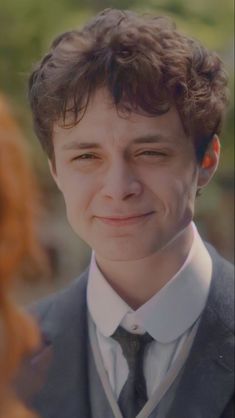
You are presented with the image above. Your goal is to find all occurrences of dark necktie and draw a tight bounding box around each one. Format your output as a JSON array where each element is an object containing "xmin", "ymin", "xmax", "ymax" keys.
[{"xmin": 112, "ymin": 326, "xmax": 153, "ymax": 418}]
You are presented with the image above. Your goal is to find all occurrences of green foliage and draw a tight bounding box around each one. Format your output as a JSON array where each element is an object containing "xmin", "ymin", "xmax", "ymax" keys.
[{"xmin": 0, "ymin": 0, "xmax": 86, "ymax": 101}]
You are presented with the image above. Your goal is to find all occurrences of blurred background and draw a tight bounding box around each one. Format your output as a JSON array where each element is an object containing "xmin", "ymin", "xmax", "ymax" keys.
[{"xmin": 0, "ymin": 0, "xmax": 234, "ymax": 304}]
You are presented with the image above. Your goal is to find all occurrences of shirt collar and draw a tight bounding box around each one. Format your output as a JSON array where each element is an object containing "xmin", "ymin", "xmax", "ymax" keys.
[
  {"xmin": 87, "ymin": 223, "xmax": 212, "ymax": 343},
  {"xmin": 87, "ymin": 254, "xmax": 130, "ymax": 336}
]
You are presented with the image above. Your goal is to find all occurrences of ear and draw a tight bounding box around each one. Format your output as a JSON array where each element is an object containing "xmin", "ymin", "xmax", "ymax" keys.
[
  {"xmin": 197, "ymin": 135, "xmax": 220, "ymax": 188},
  {"xmin": 48, "ymin": 159, "xmax": 62, "ymax": 191}
]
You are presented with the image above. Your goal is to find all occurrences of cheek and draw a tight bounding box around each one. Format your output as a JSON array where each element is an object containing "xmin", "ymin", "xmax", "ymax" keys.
[
  {"xmin": 59, "ymin": 172, "xmax": 97, "ymax": 219},
  {"xmin": 169, "ymin": 177, "xmax": 198, "ymax": 220},
  {"xmin": 150, "ymin": 169, "xmax": 198, "ymax": 212}
]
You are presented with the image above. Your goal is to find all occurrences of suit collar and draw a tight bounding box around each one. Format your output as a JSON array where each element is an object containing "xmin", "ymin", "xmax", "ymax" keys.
[
  {"xmin": 168, "ymin": 247, "xmax": 234, "ymax": 418},
  {"xmin": 30, "ymin": 271, "xmax": 92, "ymax": 418}
]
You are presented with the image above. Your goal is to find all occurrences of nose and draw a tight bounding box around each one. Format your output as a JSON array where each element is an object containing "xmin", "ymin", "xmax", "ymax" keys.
[{"xmin": 101, "ymin": 158, "xmax": 143, "ymax": 201}]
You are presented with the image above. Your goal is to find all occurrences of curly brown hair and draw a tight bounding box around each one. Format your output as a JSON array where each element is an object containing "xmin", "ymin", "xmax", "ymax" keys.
[{"xmin": 29, "ymin": 8, "xmax": 229, "ymax": 163}]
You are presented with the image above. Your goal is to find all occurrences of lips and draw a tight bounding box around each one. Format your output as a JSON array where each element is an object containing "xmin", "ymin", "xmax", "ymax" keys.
[{"xmin": 95, "ymin": 212, "xmax": 154, "ymax": 226}]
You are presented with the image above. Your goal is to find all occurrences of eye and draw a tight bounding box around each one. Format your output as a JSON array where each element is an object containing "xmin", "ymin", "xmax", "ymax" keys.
[
  {"xmin": 138, "ymin": 150, "xmax": 167, "ymax": 157},
  {"xmin": 72, "ymin": 153, "xmax": 98, "ymax": 161}
]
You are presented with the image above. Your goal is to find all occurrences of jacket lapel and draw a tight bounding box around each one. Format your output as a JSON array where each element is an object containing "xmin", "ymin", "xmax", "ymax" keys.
[
  {"xmin": 30, "ymin": 272, "xmax": 92, "ymax": 418},
  {"xmin": 168, "ymin": 306, "xmax": 234, "ymax": 417},
  {"xmin": 168, "ymin": 249, "xmax": 234, "ymax": 418}
]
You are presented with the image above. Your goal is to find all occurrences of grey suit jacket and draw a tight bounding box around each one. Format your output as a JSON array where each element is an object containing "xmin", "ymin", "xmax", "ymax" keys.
[{"xmin": 19, "ymin": 244, "xmax": 234, "ymax": 418}]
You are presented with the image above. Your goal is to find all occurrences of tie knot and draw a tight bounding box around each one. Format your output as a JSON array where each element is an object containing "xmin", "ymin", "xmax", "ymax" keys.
[{"xmin": 112, "ymin": 326, "xmax": 153, "ymax": 368}]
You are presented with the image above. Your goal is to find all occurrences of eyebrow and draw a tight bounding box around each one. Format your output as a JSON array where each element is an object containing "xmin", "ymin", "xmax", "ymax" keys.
[
  {"xmin": 62, "ymin": 134, "xmax": 172, "ymax": 151},
  {"xmin": 132, "ymin": 134, "xmax": 171, "ymax": 144},
  {"xmin": 62, "ymin": 142, "xmax": 101, "ymax": 151}
]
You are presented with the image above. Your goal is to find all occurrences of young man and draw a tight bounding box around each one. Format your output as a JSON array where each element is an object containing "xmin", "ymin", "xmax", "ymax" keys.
[{"xmin": 26, "ymin": 9, "xmax": 234, "ymax": 418}]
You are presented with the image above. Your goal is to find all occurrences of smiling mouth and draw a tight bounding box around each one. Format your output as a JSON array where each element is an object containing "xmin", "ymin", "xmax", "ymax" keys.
[{"xmin": 96, "ymin": 212, "xmax": 155, "ymax": 226}]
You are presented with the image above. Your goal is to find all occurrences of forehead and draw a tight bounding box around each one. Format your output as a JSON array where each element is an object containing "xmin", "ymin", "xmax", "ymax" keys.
[{"xmin": 53, "ymin": 89, "xmax": 190, "ymax": 148}]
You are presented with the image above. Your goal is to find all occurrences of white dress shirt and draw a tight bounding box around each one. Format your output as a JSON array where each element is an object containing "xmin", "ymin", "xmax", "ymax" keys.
[{"xmin": 87, "ymin": 223, "xmax": 212, "ymax": 399}]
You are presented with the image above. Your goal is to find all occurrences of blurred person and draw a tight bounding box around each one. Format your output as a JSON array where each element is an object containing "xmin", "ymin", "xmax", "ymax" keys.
[
  {"xmin": 25, "ymin": 9, "xmax": 234, "ymax": 418},
  {"xmin": 0, "ymin": 95, "xmax": 46, "ymax": 417}
]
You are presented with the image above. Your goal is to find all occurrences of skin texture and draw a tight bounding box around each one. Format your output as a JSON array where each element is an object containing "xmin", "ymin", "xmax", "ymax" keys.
[{"xmin": 50, "ymin": 89, "xmax": 219, "ymax": 308}]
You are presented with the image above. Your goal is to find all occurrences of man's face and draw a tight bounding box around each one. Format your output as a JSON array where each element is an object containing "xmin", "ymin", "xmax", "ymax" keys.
[{"xmin": 51, "ymin": 89, "xmax": 212, "ymax": 261}]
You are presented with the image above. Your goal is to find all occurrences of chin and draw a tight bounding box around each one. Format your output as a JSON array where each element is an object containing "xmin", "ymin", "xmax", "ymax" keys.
[{"xmin": 93, "ymin": 240, "xmax": 163, "ymax": 262}]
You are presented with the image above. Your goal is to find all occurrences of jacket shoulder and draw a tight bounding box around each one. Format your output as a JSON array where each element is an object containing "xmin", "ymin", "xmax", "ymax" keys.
[{"xmin": 29, "ymin": 269, "xmax": 89, "ymax": 337}]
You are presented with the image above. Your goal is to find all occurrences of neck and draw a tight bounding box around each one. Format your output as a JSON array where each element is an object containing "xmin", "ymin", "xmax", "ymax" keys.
[{"xmin": 96, "ymin": 224, "xmax": 194, "ymax": 310}]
